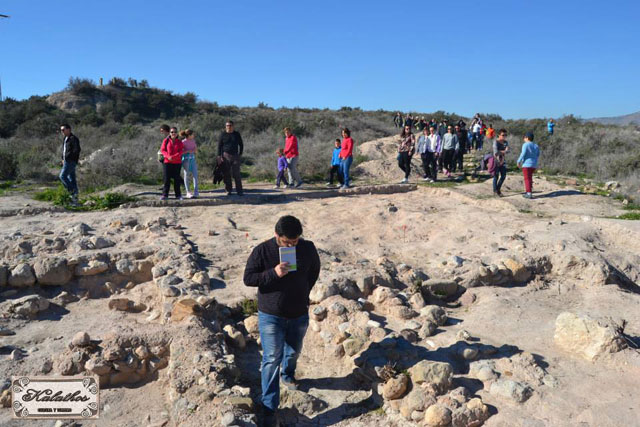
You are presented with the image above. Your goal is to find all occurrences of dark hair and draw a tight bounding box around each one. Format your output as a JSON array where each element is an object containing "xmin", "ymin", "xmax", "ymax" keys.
[
  {"xmin": 342, "ymin": 128, "xmax": 351, "ymax": 137},
  {"xmin": 401, "ymin": 127, "xmax": 413, "ymax": 138},
  {"xmin": 170, "ymin": 127, "xmax": 178, "ymax": 133},
  {"xmin": 275, "ymin": 215, "xmax": 303, "ymax": 239},
  {"xmin": 335, "ymin": 138, "xmax": 341, "ymax": 143},
  {"xmin": 498, "ymin": 128, "xmax": 508, "ymax": 135},
  {"xmin": 61, "ymin": 123, "xmax": 71, "ymax": 130},
  {"xmin": 160, "ymin": 124, "xmax": 170, "ymax": 132},
  {"xmin": 226, "ymin": 121, "xmax": 234, "ymax": 126}
]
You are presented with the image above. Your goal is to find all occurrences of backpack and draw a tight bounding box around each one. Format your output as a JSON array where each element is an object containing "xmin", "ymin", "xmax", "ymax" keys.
[
  {"xmin": 486, "ymin": 155, "xmax": 496, "ymax": 176},
  {"xmin": 158, "ymin": 138, "xmax": 167, "ymax": 163}
]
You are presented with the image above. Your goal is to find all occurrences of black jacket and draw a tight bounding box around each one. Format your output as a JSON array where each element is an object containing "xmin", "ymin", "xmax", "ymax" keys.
[
  {"xmin": 62, "ymin": 134, "xmax": 81, "ymax": 163},
  {"xmin": 243, "ymin": 237, "xmax": 321, "ymax": 319},
  {"xmin": 218, "ymin": 131, "xmax": 243, "ymax": 156}
]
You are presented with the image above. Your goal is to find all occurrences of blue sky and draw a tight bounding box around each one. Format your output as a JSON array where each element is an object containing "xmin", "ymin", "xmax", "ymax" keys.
[{"xmin": 1, "ymin": 0, "xmax": 639, "ymax": 119}]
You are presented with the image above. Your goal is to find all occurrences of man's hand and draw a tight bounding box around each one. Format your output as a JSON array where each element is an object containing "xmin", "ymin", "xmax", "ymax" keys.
[{"xmin": 274, "ymin": 262, "xmax": 289, "ymax": 278}]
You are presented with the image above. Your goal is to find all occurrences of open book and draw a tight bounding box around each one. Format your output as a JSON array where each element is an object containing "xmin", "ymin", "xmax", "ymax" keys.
[{"xmin": 278, "ymin": 246, "xmax": 297, "ymax": 272}]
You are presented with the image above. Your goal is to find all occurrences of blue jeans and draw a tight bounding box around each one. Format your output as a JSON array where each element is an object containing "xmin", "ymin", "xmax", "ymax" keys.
[
  {"xmin": 258, "ymin": 311, "xmax": 309, "ymax": 411},
  {"xmin": 59, "ymin": 161, "xmax": 78, "ymax": 196},
  {"xmin": 182, "ymin": 153, "xmax": 199, "ymax": 195},
  {"xmin": 340, "ymin": 156, "xmax": 353, "ymax": 187},
  {"xmin": 493, "ymin": 164, "xmax": 507, "ymax": 192}
]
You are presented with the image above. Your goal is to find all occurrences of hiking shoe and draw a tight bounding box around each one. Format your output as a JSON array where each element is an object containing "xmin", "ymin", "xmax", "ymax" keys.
[
  {"xmin": 523, "ymin": 192, "xmax": 533, "ymax": 199},
  {"xmin": 281, "ymin": 377, "xmax": 298, "ymax": 391}
]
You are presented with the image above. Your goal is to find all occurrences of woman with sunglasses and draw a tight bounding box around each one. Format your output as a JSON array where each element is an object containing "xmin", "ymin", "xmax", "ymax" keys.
[
  {"xmin": 397, "ymin": 125, "xmax": 415, "ymax": 183},
  {"xmin": 160, "ymin": 126, "xmax": 185, "ymax": 200}
]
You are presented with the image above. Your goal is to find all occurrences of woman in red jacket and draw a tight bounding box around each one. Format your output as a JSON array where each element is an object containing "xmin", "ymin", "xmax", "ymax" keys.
[
  {"xmin": 160, "ymin": 127, "xmax": 185, "ymax": 200},
  {"xmin": 284, "ymin": 127, "xmax": 303, "ymax": 188},
  {"xmin": 339, "ymin": 128, "xmax": 354, "ymax": 189}
]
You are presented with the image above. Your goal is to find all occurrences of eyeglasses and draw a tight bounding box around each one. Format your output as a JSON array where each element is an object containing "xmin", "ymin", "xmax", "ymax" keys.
[{"xmin": 170, "ymin": 131, "xmax": 177, "ymax": 134}]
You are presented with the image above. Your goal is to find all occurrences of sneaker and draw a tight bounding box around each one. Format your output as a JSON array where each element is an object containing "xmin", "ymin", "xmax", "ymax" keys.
[
  {"xmin": 523, "ymin": 192, "xmax": 533, "ymax": 199},
  {"xmin": 400, "ymin": 178, "xmax": 408, "ymax": 184},
  {"xmin": 186, "ymin": 192, "xmax": 193, "ymax": 199},
  {"xmin": 281, "ymin": 377, "xmax": 298, "ymax": 391},
  {"xmin": 287, "ymin": 184, "xmax": 295, "ymax": 189},
  {"xmin": 273, "ymin": 185, "xmax": 280, "ymax": 189},
  {"xmin": 178, "ymin": 196, "xmax": 184, "ymax": 201},
  {"xmin": 295, "ymin": 181, "xmax": 303, "ymax": 188},
  {"xmin": 192, "ymin": 193, "xmax": 199, "ymax": 199},
  {"xmin": 260, "ymin": 405, "xmax": 277, "ymax": 427},
  {"xmin": 422, "ymin": 177, "xmax": 429, "ymax": 181},
  {"xmin": 427, "ymin": 178, "xmax": 434, "ymax": 183},
  {"xmin": 160, "ymin": 196, "xmax": 168, "ymax": 201},
  {"xmin": 325, "ymin": 182, "xmax": 333, "ymax": 187}
]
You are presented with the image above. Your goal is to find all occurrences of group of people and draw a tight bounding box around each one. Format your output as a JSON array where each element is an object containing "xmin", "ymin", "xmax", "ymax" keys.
[
  {"xmin": 158, "ymin": 125, "xmax": 200, "ymax": 200},
  {"xmin": 394, "ymin": 113, "xmax": 541, "ymax": 199}
]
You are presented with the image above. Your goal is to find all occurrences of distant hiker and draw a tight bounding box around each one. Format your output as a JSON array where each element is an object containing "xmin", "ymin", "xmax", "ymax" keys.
[
  {"xmin": 441, "ymin": 125, "xmax": 460, "ymax": 177},
  {"xmin": 181, "ymin": 129, "xmax": 199, "ymax": 199},
  {"xmin": 326, "ymin": 138, "xmax": 344, "ymax": 187},
  {"xmin": 453, "ymin": 124, "xmax": 467, "ymax": 173},
  {"xmin": 416, "ymin": 126, "xmax": 440, "ymax": 182},
  {"xmin": 284, "ymin": 127, "xmax": 303, "ymax": 188},
  {"xmin": 486, "ymin": 124, "xmax": 495, "ymax": 146},
  {"xmin": 517, "ymin": 132, "xmax": 540, "ymax": 199},
  {"xmin": 160, "ymin": 127, "xmax": 184, "ymax": 200},
  {"xmin": 274, "ymin": 148, "xmax": 289, "ymax": 189},
  {"xmin": 397, "ymin": 125, "xmax": 416, "ymax": 183},
  {"xmin": 243, "ymin": 215, "xmax": 321, "ymax": 427},
  {"xmin": 394, "ymin": 112, "xmax": 403, "ymax": 128},
  {"xmin": 492, "ymin": 128, "xmax": 510, "ymax": 196},
  {"xmin": 437, "ymin": 119, "xmax": 448, "ymax": 139},
  {"xmin": 339, "ymin": 128, "xmax": 354, "ymax": 189},
  {"xmin": 218, "ymin": 121, "xmax": 244, "ymax": 196},
  {"xmin": 404, "ymin": 114, "xmax": 413, "ymax": 129},
  {"xmin": 415, "ymin": 118, "xmax": 425, "ymax": 132},
  {"xmin": 547, "ymin": 119, "xmax": 555, "ymax": 136},
  {"xmin": 472, "ymin": 119, "xmax": 483, "ymax": 151},
  {"xmin": 59, "ymin": 123, "xmax": 81, "ymax": 206}
]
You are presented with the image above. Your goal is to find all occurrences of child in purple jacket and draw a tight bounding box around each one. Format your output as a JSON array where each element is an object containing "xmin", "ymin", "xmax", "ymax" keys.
[{"xmin": 274, "ymin": 148, "xmax": 289, "ymax": 189}]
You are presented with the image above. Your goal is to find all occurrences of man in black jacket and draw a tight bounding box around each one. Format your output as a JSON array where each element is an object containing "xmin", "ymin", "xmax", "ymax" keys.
[
  {"xmin": 59, "ymin": 123, "xmax": 81, "ymax": 205},
  {"xmin": 243, "ymin": 215, "xmax": 321, "ymax": 425},
  {"xmin": 217, "ymin": 121, "xmax": 244, "ymax": 196}
]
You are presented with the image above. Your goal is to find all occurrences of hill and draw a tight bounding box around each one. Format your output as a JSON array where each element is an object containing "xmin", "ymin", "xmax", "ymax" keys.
[{"xmin": 587, "ymin": 110, "xmax": 640, "ymax": 126}]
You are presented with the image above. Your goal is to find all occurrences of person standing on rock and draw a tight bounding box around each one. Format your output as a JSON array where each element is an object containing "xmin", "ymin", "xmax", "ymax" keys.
[
  {"xmin": 339, "ymin": 128, "xmax": 354, "ymax": 189},
  {"xmin": 397, "ymin": 125, "xmax": 415, "ymax": 183},
  {"xmin": 218, "ymin": 121, "xmax": 244, "ymax": 196},
  {"xmin": 160, "ymin": 127, "xmax": 184, "ymax": 200},
  {"xmin": 243, "ymin": 215, "xmax": 321, "ymax": 426},
  {"xmin": 284, "ymin": 127, "xmax": 303, "ymax": 188},
  {"xmin": 394, "ymin": 112, "xmax": 403, "ymax": 128},
  {"xmin": 58, "ymin": 123, "xmax": 81, "ymax": 206},
  {"xmin": 492, "ymin": 128, "xmax": 510, "ymax": 196},
  {"xmin": 517, "ymin": 132, "xmax": 540, "ymax": 199}
]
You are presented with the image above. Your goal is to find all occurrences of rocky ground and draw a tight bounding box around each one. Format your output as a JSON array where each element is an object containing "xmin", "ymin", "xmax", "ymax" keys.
[{"xmin": 1, "ymin": 137, "xmax": 639, "ymax": 427}]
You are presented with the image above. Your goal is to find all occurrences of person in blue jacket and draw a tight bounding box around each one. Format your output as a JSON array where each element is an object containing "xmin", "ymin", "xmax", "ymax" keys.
[
  {"xmin": 547, "ymin": 119, "xmax": 555, "ymax": 136},
  {"xmin": 517, "ymin": 132, "xmax": 540, "ymax": 199},
  {"xmin": 326, "ymin": 139, "xmax": 344, "ymax": 187}
]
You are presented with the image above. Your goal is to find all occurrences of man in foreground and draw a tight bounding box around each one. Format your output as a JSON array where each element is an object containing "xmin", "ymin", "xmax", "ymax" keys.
[
  {"xmin": 59, "ymin": 123, "xmax": 81, "ymax": 206},
  {"xmin": 243, "ymin": 216, "xmax": 321, "ymax": 426}
]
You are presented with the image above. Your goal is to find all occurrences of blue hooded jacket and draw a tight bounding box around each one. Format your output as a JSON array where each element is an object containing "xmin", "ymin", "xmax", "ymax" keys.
[
  {"xmin": 331, "ymin": 146, "xmax": 341, "ymax": 166},
  {"xmin": 517, "ymin": 141, "xmax": 540, "ymax": 168}
]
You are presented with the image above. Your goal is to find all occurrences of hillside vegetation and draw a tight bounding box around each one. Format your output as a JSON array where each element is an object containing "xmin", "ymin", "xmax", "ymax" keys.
[{"xmin": 0, "ymin": 77, "xmax": 639, "ymax": 195}]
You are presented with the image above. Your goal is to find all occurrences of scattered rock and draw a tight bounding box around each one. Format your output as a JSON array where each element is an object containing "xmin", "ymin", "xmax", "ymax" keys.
[
  {"xmin": 502, "ymin": 258, "xmax": 531, "ymax": 283},
  {"xmin": 418, "ymin": 321, "xmax": 437, "ymax": 339},
  {"xmin": 191, "ymin": 271, "xmax": 209, "ymax": 286},
  {"xmin": 554, "ymin": 312, "xmax": 625, "ymax": 361},
  {"xmin": 75, "ymin": 260, "xmax": 109, "ymax": 276},
  {"xmin": 223, "ymin": 325, "xmax": 246, "ymax": 349},
  {"xmin": 90, "ymin": 236, "xmax": 115, "ymax": 249},
  {"xmin": 408, "ymin": 361, "xmax": 453, "ymax": 393},
  {"xmin": 309, "ymin": 282, "xmax": 339, "ymax": 303},
  {"xmin": 85, "ymin": 357, "xmax": 113, "ymax": 376},
  {"xmin": 8, "ymin": 295, "xmax": 50, "ymax": 317},
  {"xmin": 489, "ymin": 379, "xmax": 533, "ymax": 403},
  {"xmin": 71, "ymin": 331, "xmax": 91, "ymax": 347},
  {"xmin": 422, "ymin": 279, "xmax": 459, "ymax": 298},
  {"xmin": 382, "ymin": 374, "xmax": 409, "ymax": 400},
  {"xmin": 52, "ymin": 291, "xmax": 79, "ymax": 306},
  {"xmin": 243, "ymin": 315, "xmax": 259, "ymax": 334},
  {"xmin": 311, "ymin": 305, "xmax": 327, "ymax": 321},
  {"xmin": 108, "ymin": 298, "xmax": 146, "ymax": 313},
  {"xmin": 329, "ymin": 302, "xmax": 347, "ymax": 315},
  {"xmin": 115, "ymin": 258, "xmax": 137, "ymax": 275},
  {"xmin": 424, "ymin": 404, "xmax": 452, "ymax": 426},
  {"xmin": 8, "ymin": 263, "xmax": 36, "ymax": 287},
  {"xmin": 280, "ymin": 388, "xmax": 328, "ymax": 417},
  {"xmin": 343, "ymin": 338, "xmax": 366, "ymax": 356},
  {"xmin": 171, "ymin": 299, "xmax": 203, "ymax": 322},
  {"xmin": 420, "ymin": 306, "xmax": 447, "ymax": 326}
]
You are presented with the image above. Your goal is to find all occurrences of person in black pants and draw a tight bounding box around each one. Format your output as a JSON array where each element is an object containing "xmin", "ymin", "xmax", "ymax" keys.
[
  {"xmin": 493, "ymin": 129, "xmax": 510, "ymax": 196},
  {"xmin": 397, "ymin": 125, "xmax": 415, "ymax": 183},
  {"xmin": 453, "ymin": 124, "xmax": 467, "ymax": 173},
  {"xmin": 218, "ymin": 120, "xmax": 244, "ymax": 196},
  {"xmin": 160, "ymin": 126, "xmax": 184, "ymax": 200}
]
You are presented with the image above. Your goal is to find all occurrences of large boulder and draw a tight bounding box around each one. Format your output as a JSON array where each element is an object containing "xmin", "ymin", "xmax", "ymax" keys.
[
  {"xmin": 8, "ymin": 295, "xmax": 50, "ymax": 318},
  {"xmin": 408, "ymin": 361, "xmax": 453, "ymax": 393},
  {"xmin": 8, "ymin": 263, "xmax": 36, "ymax": 287},
  {"xmin": 489, "ymin": 379, "xmax": 532, "ymax": 403},
  {"xmin": 309, "ymin": 282, "xmax": 339, "ymax": 304},
  {"xmin": 382, "ymin": 374, "xmax": 409, "ymax": 400},
  {"xmin": 420, "ymin": 306, "xmax": 447, "ymax": 326},
  {"xmin": 34, "ymin": 257, "xmax": 73, "ymax": 285},
  {"xmin": 424, "ymin": 404, "xmax": 452, "ymax": 426},
  {"xmin": 554, "ymin": 312, "xmax": 625, "ymax": 361},
  {"xmin": 171, "ymin": 298, "xmax": 203, "ymax": 322}
]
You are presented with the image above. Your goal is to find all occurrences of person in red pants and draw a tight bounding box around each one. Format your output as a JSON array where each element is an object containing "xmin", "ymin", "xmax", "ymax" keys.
[{"xmin": 517, "ymin": 132, "xmax": 540, "ymax": 199}]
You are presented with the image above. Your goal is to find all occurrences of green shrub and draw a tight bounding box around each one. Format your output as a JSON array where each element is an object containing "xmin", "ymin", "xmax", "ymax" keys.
[
  {"xmin": 0, "ymin": 147, "xmax": 18, "ymax": 179},
  {"xmin": 240, "ymin": 298, "xmax": 258, "ymax": 317},
  {"xmin": 33, "ymin": 185, "xmax": 71, "ymax": 205}
]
